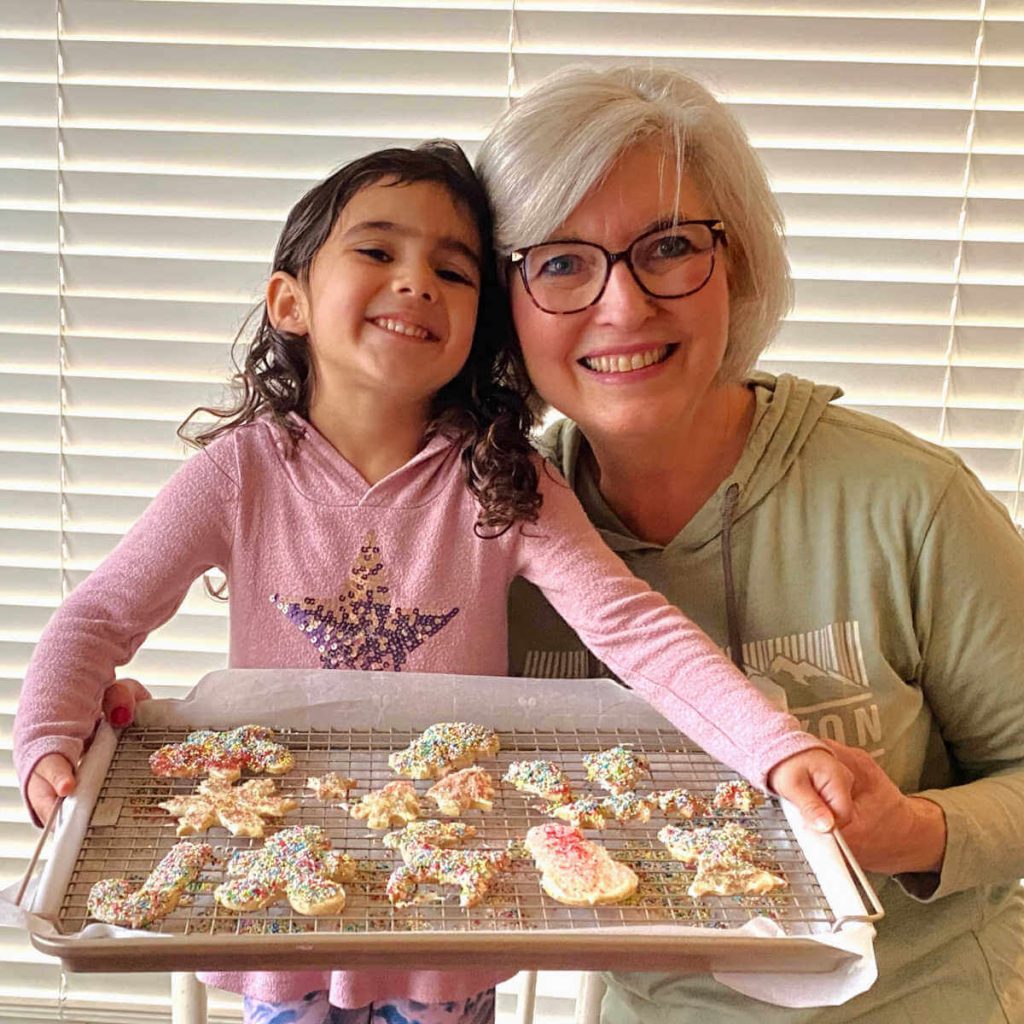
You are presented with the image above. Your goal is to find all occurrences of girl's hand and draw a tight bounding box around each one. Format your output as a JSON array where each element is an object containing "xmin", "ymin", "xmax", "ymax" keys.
[
  {"xmin": 767, "ymin": 748, "xmax": 854, "ymax": 833},
  {"xmin": 823, "ymin": 739, "xmax": 947, "ymax": 875},
  {"xmin": 27, "ymin": 752, "xmax": 76, "ymax": 824},
  {"xmin": 101, "ymin": 676, "xmax": 152, "ymax": 727},
  {"xmin": 25, "ymin": 678, "xmax": 151, "ymax": 825}
]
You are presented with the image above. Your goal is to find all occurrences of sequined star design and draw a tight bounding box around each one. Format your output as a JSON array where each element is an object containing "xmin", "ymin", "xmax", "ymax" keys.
[{"xmin": 271, "ymin": 531, "xmax": 459, "ymax": 671}]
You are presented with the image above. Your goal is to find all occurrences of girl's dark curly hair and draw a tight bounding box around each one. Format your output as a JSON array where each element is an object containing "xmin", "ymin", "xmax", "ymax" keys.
[{"xmin": 179, "ymin": 141, "xmax": 540, "ymax": 537}]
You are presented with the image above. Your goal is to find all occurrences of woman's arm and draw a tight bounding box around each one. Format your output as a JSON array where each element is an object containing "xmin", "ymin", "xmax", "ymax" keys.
[{"xmin": 885, "ymin": 464, "xmax": 1024, "ymax": 899}]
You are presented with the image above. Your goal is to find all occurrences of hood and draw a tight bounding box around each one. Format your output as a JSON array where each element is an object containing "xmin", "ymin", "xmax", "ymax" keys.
[{"xmin": 537, "ymin": 372, "xmax": 843, "ymax": 553}]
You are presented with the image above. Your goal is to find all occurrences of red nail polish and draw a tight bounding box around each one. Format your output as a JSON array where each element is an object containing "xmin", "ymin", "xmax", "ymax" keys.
[{"xmin": 110, "ymin": 706, "xmax": 131, "ymax": 727}]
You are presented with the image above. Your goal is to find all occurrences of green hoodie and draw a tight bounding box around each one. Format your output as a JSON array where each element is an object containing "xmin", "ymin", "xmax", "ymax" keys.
[{"xmin": 508, "ymin": 372, "xmax": 1024, "ymax": 1023}]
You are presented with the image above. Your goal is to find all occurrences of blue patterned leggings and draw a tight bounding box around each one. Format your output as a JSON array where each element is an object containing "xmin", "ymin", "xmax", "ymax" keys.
[{"xmin": 242, "ymin": 987, "xmax": 496, "ymax": 1024}]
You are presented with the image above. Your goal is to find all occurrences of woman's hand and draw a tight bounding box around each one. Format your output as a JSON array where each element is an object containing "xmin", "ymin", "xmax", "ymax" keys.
[
  {"xmin": 823, "ymin": 739, "xmax": 947, "ymax": 875},
  {"xmin": 767, "ymin": 748, "xmax": 854, "ymax": 833},
  {"xmin": 25, "ymin": 677, "xmax": 152, "ymax": 825}
]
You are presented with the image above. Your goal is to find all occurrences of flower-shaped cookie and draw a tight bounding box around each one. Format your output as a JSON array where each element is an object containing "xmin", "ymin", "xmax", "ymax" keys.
[
  {"xmin": 88, "ymin": 841, "xmax": 213, "ymax": 928},
  {"xmin": 149, "ymin": 725, "xmax": 294, "ymax": 782},
  {"xmin": 214, "ymin": 825, "xmax": 356, "ymax": 915},
  {"xmin": 158, "ymin": 778, "xmax": 298, "ymax": 837}
]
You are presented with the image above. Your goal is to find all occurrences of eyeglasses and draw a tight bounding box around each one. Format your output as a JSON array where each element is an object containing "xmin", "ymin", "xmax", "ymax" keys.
[{"xmin": 509, "ymin": 220, "xmax": 726, "ymax": 315}]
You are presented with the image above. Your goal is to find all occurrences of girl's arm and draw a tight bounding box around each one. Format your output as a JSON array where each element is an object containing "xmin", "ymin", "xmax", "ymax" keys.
[
  {"xmin": 516, "ymin": 463, "xmax": 837, "ymax": 797},
  {"xmin": 15, "ymin": 445, "xmax": 238, "ymax": 823}
]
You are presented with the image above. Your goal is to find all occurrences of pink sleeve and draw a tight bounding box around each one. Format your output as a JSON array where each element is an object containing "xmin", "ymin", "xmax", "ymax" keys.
[
  {"xmin": 14, "ymin": 444, "xmax": 239, "ymax": 822},
  {"xmin": 516, "ymin": 462, "xmax": 824, "ymax": 788}
]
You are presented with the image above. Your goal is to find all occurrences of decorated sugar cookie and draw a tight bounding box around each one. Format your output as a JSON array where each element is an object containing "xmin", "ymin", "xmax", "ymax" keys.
[
  {"xmin": 524, "ymin": 822, "xmax": 638, "ymax": 907},
  {"xmin": 582, "ymin": 745, "xmax": 650, "ymax": 795},
  {"xmin": 305, "ymin": 772, "xmax": 357, "ymax": 801},
  {"xmin": 88, "ymin": 841, "xmax": 213, "ymax": 928},
  {"xmin": 503, "ymin": 759, "xmax": 573, "ymax": 805},
  {"xmin": 349, "ymin": 781, "xmax": 422, "ymax": 829},
  {"xmin": 425, "ymin": 766, "xmax": 495, "ymax": 816},
  {"xmin": 712, "ymin": 779, "xmax": 765, "ymax": 813},
  {"xmin": 159, "ymin": 777, "xmax": 297, "ymax": 837},
  {"xmin": 214, "ymin": 825, "xmax": 356, "ymax": 915},
  {"xmin": 657, "ymin": 821, "xmax": 760, "ymax": 869},
  {"xmin": 550, "ymin": 795, "xmax": 610, "ymax": 830},
  {"xmin": 388, "ymin": 722, "xmax": 500, "ymax": 780},
  {"xmin": 149, "ymin": 725, "xmax": 294, "ymax": 782},
  {"xmin": 655, "ymin": 788, "xmax": 710, "ymax": 819}
]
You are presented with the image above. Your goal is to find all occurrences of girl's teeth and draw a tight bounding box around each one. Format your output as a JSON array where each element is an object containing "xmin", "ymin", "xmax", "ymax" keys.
[
  {"xmin": 374, "ymin": 318, "xmax": 430, "ymax": 339},
  {"xmin": 584, "ymin": 347, "xmax": 668, "ymax": 374}
]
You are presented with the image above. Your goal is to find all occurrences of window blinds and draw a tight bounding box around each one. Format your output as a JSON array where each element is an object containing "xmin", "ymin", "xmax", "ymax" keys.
[{"xmin": 2, "ymin": 1, "xmax": 1022, "ymax": 1017}]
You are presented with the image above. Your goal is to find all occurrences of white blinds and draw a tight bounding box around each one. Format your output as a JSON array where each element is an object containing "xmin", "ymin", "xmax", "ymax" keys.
[{"xmin": 2, "ymin": 0, "xmax": 1022, "ymax": 1017}]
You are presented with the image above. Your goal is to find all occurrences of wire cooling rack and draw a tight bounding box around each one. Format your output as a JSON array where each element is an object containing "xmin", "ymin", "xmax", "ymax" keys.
[{"xmin": 54, "ymin": 725, "xmax": 837, "ymax": 942}]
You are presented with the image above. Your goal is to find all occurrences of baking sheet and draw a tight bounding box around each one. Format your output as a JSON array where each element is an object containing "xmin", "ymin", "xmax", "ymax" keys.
[{"xmin": 17, "ymin": 670, "xmax": 878, "ymax": 1002}]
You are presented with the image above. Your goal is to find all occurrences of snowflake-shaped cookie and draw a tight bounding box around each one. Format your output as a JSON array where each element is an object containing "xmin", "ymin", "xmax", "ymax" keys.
[{"xmin": 158, "ymin": 778, "xmax": 298, "ymax": 837}]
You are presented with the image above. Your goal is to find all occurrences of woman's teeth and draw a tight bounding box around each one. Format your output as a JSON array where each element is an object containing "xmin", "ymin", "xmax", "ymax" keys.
[
  {"xmin": 581, "ymin": 346, "xmax": 669, "ymax": 374},
  {"xmin": 372, "ymin": 317, "xmax": 431, "ymax": 340}
]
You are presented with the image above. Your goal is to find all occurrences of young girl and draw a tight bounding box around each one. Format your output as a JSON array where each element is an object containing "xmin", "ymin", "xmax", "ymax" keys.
[{"xmin": 16, "ymin": 142, "xmax": 851, "ymax": 1024}]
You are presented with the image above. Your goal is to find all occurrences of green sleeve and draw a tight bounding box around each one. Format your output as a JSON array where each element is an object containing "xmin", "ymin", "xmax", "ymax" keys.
[{"xmin": 907, "ymin": 463, "xmax": 1024, "ymax": 901}]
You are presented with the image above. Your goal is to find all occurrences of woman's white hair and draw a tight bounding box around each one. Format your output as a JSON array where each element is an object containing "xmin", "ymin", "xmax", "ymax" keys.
[{"xmin": 476, "ymin": 63, "xmax": 792, "ymax": 382}]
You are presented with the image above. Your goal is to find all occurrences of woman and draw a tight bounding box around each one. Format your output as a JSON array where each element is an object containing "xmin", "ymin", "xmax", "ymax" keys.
[{"xmin": 478, "ymin": 64, "xmax": 1024, "ymax": 1023}]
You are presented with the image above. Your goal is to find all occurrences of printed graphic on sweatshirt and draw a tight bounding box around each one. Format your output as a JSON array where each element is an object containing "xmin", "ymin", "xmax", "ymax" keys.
[
  {"xmin": 523, "ymin": 619, "xmax": 884, "ymax": 756},
  {"xmin": 739, "ymin": 621, "xmax": 884, "ymax": 757},
  {"xmin": 271, "ymin": 531, "xmax": 459, "ymax": 672},
  {"xmin": 737, "ymin": 621, "xmax": 870, "ymax": 692}
]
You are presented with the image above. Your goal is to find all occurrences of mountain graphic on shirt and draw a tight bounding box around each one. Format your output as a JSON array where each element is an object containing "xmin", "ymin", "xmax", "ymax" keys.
[
  {"xmin": 737, "ymin": 621, "xmax": 870, "ymax": 696},
  {"xmin": 271, "ymin": 531, "xmax": 459, "ymax": 671}
]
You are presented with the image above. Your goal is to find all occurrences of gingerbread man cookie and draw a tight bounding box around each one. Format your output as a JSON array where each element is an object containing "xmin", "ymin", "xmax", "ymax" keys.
[
  {"xmin": 524, "ymin": 823, "xmax": 638, "ymax": 906},
  {"xmin": 388, "ymin": 723, "xmax": 500, "ymax": 780},
  {"xmin": 88, "ymin": 841, "xmax": 213, "ymax": 928},
  {"xmin": 582, "ymin": 745, "xmax": 650, "ymax": 795},
  {"xmin": 159, "ymin": 778, "xmax": 298, "ymax": 837},
  {"xmin": 425, "ymin": 766, "xmax": 495, "ymax": 816},
  {"xmin": 712, "ymin": 779, "xmax": 765, "ymax": 814},
  {"xmin": 306, "ymin": 772, "xmax": 357, "ymax": 801},
  {"xmin": 503, "ymin": 759, "xmax": 573, "ymax": 805},
  {"xmin": 150, "ymin": 725, "xmax": 294, "ymax": 782},
  {"xmin": 214, "ymin": 825, "xmax": 356, "ymax": 915},
  {"xmin": 349, "ymin": 781, "xmax": 421, "ymax": 829}
]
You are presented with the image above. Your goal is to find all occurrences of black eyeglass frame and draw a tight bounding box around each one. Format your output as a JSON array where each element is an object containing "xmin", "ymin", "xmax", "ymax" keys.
[{"xmin": 509, "ymin": 219, "xmax": 727, "ymax": 315}]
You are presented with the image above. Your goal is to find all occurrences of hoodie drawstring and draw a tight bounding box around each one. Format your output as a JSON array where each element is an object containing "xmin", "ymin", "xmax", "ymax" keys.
[{"xmin": 720, "ymin": 482, "xmax": 745, "ymax": 672}]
